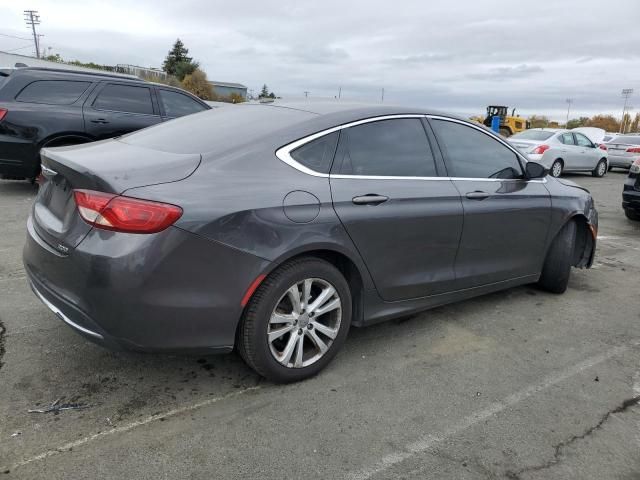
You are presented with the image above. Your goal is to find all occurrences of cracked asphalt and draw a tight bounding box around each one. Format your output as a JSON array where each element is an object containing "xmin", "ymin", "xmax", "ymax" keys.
[{"xmin": 1, "ymin": 171, "xmax": 639, "ymax": 479}]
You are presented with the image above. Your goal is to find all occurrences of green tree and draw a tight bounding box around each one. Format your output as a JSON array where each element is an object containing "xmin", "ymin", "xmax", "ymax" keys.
[
  {"xmin": 566, "ymin": 117, "xmax": 589, "ymax": 129},
  {"xmin": 528, "ymin": 115, "xmax": 550, "ymax": 128},
  {"xmin": 259, "ymin": 84, "xmax": 269, "ymax": 98},
  {"xmin": 163, "ymin": 39, "xmax": 199, "ymax": 81}
]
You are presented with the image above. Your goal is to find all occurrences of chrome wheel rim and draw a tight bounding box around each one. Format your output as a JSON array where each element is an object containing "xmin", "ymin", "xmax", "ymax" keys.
[
  {"xmin": 598, "ymin": 162, "xmax": 606, "ymax": 176},
  {"xmin": 552, "ymin": 162, "xmax": 562, "ymax": 177},
  {"xmin": 268, "ymin": 278, "xmax": 342, "ymax": 368}
]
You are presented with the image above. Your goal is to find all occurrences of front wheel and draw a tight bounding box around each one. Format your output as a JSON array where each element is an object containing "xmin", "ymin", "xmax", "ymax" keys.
[
  {"xmin": 550, "ymin": 160, "xmax": 563, "ymax": 178},
  {"xmin": 537, "ymin": 221, "xmax": 576, "ymax": 294},
  {"xmin": 592, "ymin": 159, "xmax": 607, "ymax": 177},
  {"xmin": 625, "ymin": 209, "xmax": 640, "ymax": 221},
  {"xmin": 238, "ymin": 257, "xmax": 352, "ymax": 383}
]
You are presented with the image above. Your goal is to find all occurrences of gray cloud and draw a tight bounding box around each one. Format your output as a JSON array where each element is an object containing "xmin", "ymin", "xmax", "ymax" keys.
[{"xmin": 0, "ymin": 0, "xmax": 638, "ymax": 120}]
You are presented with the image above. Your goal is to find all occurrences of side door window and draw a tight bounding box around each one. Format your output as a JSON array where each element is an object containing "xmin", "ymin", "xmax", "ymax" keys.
[
  {"xmin": 158, "ymin": 89, "xmax": 207, "ymax": 118},
  {"xmin": 16, "ymin": 80, "xmax": 91, "ymax": 105},
  {"xmin": 92, "ymin": 83, "xmax": 155, "ymax": 115},
  {"xmin": 429, "ymin": 119, "xmax": 523, "ymax": 179},
  {"xmin": 334, "ymin": 118, "xmax": 438, "ymax": 177}
]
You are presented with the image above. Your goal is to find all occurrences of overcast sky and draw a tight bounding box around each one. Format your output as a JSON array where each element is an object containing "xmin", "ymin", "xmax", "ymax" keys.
[{"xmin": 1, "ymin": 0, "xmax": 638, "ymax": 120}]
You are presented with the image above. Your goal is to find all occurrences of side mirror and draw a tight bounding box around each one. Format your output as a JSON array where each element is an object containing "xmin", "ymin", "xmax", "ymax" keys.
[{"xmin": 525, "ymin": 161, "xmax": 548, "ymax": 179}]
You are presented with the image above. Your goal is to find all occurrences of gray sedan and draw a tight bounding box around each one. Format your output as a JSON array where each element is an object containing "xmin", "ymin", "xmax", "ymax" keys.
[
  {"xmin": 23, "ymin": 103, "xmax": 598, "ymax": 382},
  {"xmin": 510, "ymin": 128, "xmax": 609, "ymax": 178},
  {"xmin": 606, "ymin": 134, "xmax": 640, "ymax": 170}
]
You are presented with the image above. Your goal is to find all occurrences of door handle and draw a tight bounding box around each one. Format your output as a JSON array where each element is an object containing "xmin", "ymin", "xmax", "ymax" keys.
[
  {"xmin": 352, "ymin": 194, "xmax": 389, "ymax": 205},
  {"xmin": 90, "ymin": 118, "xmax": 109, "ymax": 124},
  {"xmin": 465, "ymin": 191, "xmax": 490, "ymax": 200}
]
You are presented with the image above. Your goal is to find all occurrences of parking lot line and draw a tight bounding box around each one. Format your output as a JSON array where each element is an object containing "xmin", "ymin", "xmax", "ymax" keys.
[
  {"xmin": 4, "ymin": 385, "xmax": 261, "ymax": 473},
  {"xmin": 346, "ymin": 343, "xmax": 635, "ymax": 480}
]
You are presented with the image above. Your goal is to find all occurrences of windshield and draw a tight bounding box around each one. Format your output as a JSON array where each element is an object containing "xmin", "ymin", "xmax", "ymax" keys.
[{"xmin": 511, "ymin": 130, "xmax": 555, "ymax": 141}]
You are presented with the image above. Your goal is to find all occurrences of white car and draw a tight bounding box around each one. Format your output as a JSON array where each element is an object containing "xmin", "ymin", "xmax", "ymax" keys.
[{"xmin": 509, "ymin": 128, "xmax": 609, "ymax": 178}]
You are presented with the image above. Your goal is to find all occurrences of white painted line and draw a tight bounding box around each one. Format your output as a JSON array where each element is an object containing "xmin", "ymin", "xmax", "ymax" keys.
[
  {"xmin": 347, "ymin": 344, "xmax": 633, "ymax": 480},
  {"xmin": 4, "ymin": 385, "xmax": 261, "ymax": 473}
]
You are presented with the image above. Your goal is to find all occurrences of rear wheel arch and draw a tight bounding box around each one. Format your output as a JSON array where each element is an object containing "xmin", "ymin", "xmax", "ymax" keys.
[{"xmin": 570, "ymin": 214, "xmax": 595, "ymax": 268}]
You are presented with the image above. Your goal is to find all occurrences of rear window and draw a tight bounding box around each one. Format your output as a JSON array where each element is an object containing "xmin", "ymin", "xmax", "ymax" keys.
[
  {"xmin": 158, "ymin": 89, "xmax": 207, "ymax": 118},
  {"xmin": 511, "ymin": 130, "xmax": 555, "ymax": 141},
  {"xmin": 16, "ymin": 80, "xmax": 91, "ymax": 105},
  {"xmin": 612, "ymin": 136, "xmax": 640, "ymax": 145}
]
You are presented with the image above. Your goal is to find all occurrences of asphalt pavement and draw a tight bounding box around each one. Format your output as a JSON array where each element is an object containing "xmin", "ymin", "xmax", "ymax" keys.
[{"xmin": 0, "ymin": 171, "xmax": 638, "ymax": 479}]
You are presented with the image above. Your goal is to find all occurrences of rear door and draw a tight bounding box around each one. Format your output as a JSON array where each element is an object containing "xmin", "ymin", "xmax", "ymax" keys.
[
  {"xmin": 83, "ymin": 82, "xmax": 161, "ymax": 139},
  {"xmin": 156, "ymin": 88, "xmax": 208, "ymax": 120},
  {"xmin": 428, "ymin": 117, "xmax": 551, "ymax": 289},
  {"xmin": 330, "ymin": 117, "xmax": 463, "ymax": 301}
]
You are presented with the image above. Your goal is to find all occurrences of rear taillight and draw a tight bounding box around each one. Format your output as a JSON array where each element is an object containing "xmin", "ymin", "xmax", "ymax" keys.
[
  {"xmin": 631, "ymin": 159, "xmax": 640, "ymax": 174},
  {"xmin": 531, "ymin": 144, "xmax": 550, "ymax": 155},
  {"xmin": 0, "ymin": 108, "xmax": 7, "ymax": 122},
  {"xmin": 73, "ymin": 189, "xmax": 182, "ymax": 234},
  {"xmin": 627, "ymin": 147, "xmax": 640, "ymax": 153},
  {"xmin": 598, "ymin": 144, "xmax": 607, "ymax": 151}
]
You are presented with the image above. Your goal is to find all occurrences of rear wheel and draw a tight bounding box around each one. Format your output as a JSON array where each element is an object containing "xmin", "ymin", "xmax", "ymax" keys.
[
  {"xmin": 537, "ymin": 221, "xmax": 576, "ymax": 294},
  {"xmin": 238, "ymin": 257, "xmax": 352, "ymax": 383},
  {"xmin": 625, "ymin": 209, "xmax": 640, "ymax": 221},
  {"xmin": 499, "ymin": 127, "xmax": 511, "ymax": 137},
  {"xmin": 550, "ymin": 160, "xmax": 563, "ymax": 178},
  {"xmin": 592, "ymin": 159, "xmax": 607, "ymax": 177}
]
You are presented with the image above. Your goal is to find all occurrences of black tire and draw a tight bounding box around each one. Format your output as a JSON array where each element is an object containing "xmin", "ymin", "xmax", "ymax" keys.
[
  {"xmin": 499, "ymin": 127, "xmax": 511, "ymax": 137},
  {"xmin": 592, "ymin": 159, "xmax": 607, "ymax": 177},
  {"xmin": 238, "ymin": 257, "xmax": 352, "ymax": 383},
  {"xmin": 537, "ymin": 220, "xmax": 576, "ymax": 294},
  {"xmin": 625, "ymin": 209, "xmax": 640, "ymax": 221},
  {"xmin": 550, "ymin": 159, "xmax": 563, "ymax": 178}
]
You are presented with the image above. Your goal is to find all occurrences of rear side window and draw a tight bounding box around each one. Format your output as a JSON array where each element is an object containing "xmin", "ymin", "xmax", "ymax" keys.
[
  {"xmin": 290, "ymin": 132, "xmax": 339, "ymax": 174},
  {"xmin": 336, "ymin": 118, "xmax": 437, "ymax": 177},
  {"xmin": 560, "ymin": 133, "xmax": 575, "ymax": 145},
  {"xmin": 158, "ymin": 89, "xmax": 207, "ymax": 118},
  {"xmin": 93, "ymin": 84, "xmax": 154, "ymax": 115},
  {"xmin": 16, "ymin": 80, "xmax": 91, "ymax": 105},
  {"xmin": 431, "ymin": 119, "xmax": 523, "ymax": 179}
]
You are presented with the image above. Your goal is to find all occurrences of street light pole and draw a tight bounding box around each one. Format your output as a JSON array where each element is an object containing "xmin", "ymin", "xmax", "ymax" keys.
[
  {"xmin": 565, "ymin": 98, "xmax": 572, "ymax": 127},
  {"xmin": 620, "ymin": 89, "xmax": 634, "ymax": 133}
]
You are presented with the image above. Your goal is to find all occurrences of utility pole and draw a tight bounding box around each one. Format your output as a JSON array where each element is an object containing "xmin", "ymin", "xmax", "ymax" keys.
[
  {"xmin": 381, "ymin": 87, "xmax": 384, "ymax": 103},
  {"xmin": 565, "ymin": 98, "xmax": 572, "ymax": 127},
  {"xmin": 338, "ymin": 86, "xmax": 341, "ymax": 100},
  {"xmin": 303, "ymin": 91, "xmax": 309, "ymax": 98},
  {"xmin": 620, "ymin": 89, "xmax": 633, "ymax": 133},
  {"xmin": 24, "ymin": 10, "xmax": 41, "ymax": 58}
]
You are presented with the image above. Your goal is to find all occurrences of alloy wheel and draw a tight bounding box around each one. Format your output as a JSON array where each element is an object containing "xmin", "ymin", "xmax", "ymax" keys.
[
  {"xmin": 552, "ymin": 161, "xmax": 562, "ymax": 177},
  {"xmin": 598, "ymin": 161, "xmax": 606, "ymax": 176},
  {"xmin": 267, "ymin": 278, "xmax": 342, "ymax": 368}
]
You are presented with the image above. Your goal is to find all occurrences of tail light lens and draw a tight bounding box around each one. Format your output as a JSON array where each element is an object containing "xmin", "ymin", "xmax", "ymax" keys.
[
  {"xmin": 598, "ymin": 144, "xmax": 607, "ymax": 151},
  {"xmin": 531, "ymin": 144, "xmax": 550, "ymax": 155},
  {"xmin": 73, "ymin": 189, "xmax": 182, "ymax": 234},
  {"xmin": 627, "ymin": 147, "xmax": 640, "ymax": 153},
  {"xmin": 631, "ymin": 159, "xmax": 640, "ymax": 174},
  {"xmin": 0, "ymin": 108, "xmax": 7, "ymax": 122}
]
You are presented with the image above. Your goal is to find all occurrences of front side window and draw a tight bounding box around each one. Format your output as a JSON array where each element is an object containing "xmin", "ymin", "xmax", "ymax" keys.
[
  {"xmin": 560, "ymin": 133, "xmax": 575, "ymax": 145},
  {"xmin": 93, "ymin": 84, "xmax": 154, "ymax": 115},
  {"xmin": 335, "ymin": 118, "xmax": 437, "ymax": 177},
  {"xmin": 431, "ymin": 119, "xmax": 523, "ymax": 179},
  {"xmin": 575, "ymin": 133, "xmax": 593, "ymax": 147},
  {"xmin": 16, "ymin": 80, "xmax": 91, "ymax": 105},
  {"xmin": 290, "ymin": 131, "xmax": 339, "ymax": 174},
  {"xmin": 159, "ymin": 89, "xmax": 207, "ymax": 117}
]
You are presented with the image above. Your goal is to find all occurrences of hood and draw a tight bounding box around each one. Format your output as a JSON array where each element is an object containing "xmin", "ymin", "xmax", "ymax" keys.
[
  {"xmin": 572, "ymin": 127, "xmax": 606, "ymax": 144},
  {"xmin": 555, "ymin": 177, "xmax": 590, "ymax": 193}
]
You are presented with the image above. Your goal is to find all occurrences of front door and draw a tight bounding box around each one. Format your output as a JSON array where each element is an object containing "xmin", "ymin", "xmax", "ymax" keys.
[
  {"xmin": 428, "ymin": 117, "xmax": 552, "ymax": 289},
  {"xmin": 83, "ymin": 82, "xmax": 161, "ymax": 140},
  {"xmin": 574, "ymin": 132, "xmax": 599, "ymax": 170},
  {"xmin": 330, "ymin": 117, "xmax": 464, "ymax": 301}
]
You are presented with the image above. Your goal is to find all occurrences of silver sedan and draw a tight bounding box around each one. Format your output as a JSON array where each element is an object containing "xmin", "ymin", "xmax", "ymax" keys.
[
  {"xmin": 605, "ymin": 134, "xmax": 640, "ymax": 170},
  {"xmin": 509, "ymin": 128, "xmax": 609, "ymax": 178}
]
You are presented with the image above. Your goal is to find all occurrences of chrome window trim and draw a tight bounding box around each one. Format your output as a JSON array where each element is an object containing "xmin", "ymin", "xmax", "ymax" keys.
[
  {"xmin": 31, "ymin": 281, "xmax": 104, "ymax": 339},
  {"xmin": 275, "ymin": 113, "xmax": 546, "ymax": 183}
]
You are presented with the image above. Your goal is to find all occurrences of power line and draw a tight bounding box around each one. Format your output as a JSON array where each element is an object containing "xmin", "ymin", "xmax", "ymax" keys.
[
  {"xmin": 0, "ymin": 32, "xmax": 33, "ymax": 41},
  {"xmin": 23, "ymin": 10, "xmax": 41, "ymax": 58},
  {"xmin": 5, "ymin": 44, "xmax": 34, "ymax": 53}
]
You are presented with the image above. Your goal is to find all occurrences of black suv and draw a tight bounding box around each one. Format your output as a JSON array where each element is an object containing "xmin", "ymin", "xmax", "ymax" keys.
[{"xmin": 0, "ymin": 67, "xmax": 210, "ymax": 179}]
